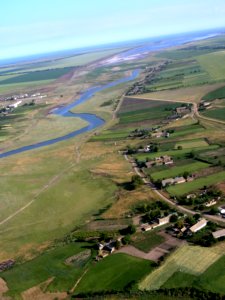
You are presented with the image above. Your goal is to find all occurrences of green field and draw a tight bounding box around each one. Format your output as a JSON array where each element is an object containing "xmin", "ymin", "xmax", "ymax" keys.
[
  {"xmin": 174, "ymin": 138, "xmax": 208, "ymax": 149},
  {"xmin": 91, "ymin": 128, "xmax": 131, "ymax": 141},
  {"xmin": 131, "ymin": 231, "xmax": 165, "ymax": 253},
  {"xmin": 0, "ymin": 67, "xmax": 74, "ymax": 85},
  {"xmin": 1, "ymin": 243, "xmax": 91, "ymax": 297},
  {"xmin": 118, "ymin": 105, "xmax": 178, "ymax": 124},
  {"xmin": 171, "ymin": 125, "xmax": 204, "ymax": 138},
  {"xmin": 197, "ymin": 50, "xmax": 225, "ymax": 81},
  {"xmin": 151, "ymin": 161, "xmax": 209, "ymax": 181},
  {"xmin": 167, "ymin": 170, "xmax": 225, "ymax": 196},
  {"xmin": 139, "ymin": 244, "xmax": 224, "ymax": 291},
  {"xmin": 134, "ymin": 144, "xmax": 219, "ymax": 161},
  {"xmin": 75, "ymin": 253, "xmax": 154, "ymax": 294},
  {"xmin": 202, "ymin": 85, "xmax": 225, "ymax": 101},
  {"xmin": 163, "ymin": 254, "xmax": 225, "ymax": 294},
  {"xmin": 202, "ymin": 107, "xmax": 225, "ymax": 121}
]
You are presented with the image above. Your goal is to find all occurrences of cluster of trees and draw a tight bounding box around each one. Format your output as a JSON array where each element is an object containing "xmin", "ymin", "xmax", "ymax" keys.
[{"xmin": 73, "ymin": 287, "xmax": 225, "ymax": 299}]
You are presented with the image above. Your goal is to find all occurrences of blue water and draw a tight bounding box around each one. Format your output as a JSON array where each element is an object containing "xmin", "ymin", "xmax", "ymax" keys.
[{"xmin": 0, "ymin": 69, "xmax": 140, "ymax": 159}]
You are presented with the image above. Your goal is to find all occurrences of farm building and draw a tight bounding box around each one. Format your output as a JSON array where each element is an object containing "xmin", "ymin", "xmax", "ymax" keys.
[
  {"xmin": 162, "ymin": 178, "xmax": 174, "ymax": 187},
  {"xmin": 157, "ymin": 215, "xmax": 171, "ymax": 225},
  {"xmin": 173, "ymin": 177, "xmax": 186, "ymax": 184},
  {"xmin": 190, "ymin": 219, "xmax": 207, "ymax": 233},
  {"xmin": 212, "ymin": 229, "xmax": 225, "ymax": 239},
  {"xmin": 205, "ymin": 199, "xmax": 217, "ymax": 207}
]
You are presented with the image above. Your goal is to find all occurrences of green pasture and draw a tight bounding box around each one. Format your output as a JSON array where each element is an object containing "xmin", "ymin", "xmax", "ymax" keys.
[
  {"xmin": 75, "ymin": 253, "xmax": 154, "ymax": 294},
  {"xmin": 1, "ymin": 243, "xmax": 91, "ymax": 297}
]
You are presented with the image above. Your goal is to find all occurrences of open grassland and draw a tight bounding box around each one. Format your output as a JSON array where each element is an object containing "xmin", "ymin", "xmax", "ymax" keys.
[
  {"xmin": 0, "ymin": 138, "xmax": 121, "ymax": 260},
  {"xmin": 139, "ymin": 243, "xmax": 225, "ymax": 291},
  {"xmin": 167, "ymin": 170, "xmax": 225, "ymax": 196},
  {"xmin": 151, "ymin": 161, "xmax": 209, "ymax": 181},
  {"xmin": 75, "ymin": 253, "xmax": 154, "ymax": 295},
  {"xmin": 174, "ymin": 138, "xmax": 208, "ymax": 149},
  {"xmin": 134, "ymin": 144, "xmax": 218, "ymax": 161},
  {"xmin": 0, "ymin": 104, "xmax": 88, "ymax": 151},
  {"xmin": 202, "ymin": 107, "xmax": 225, "ymax": 121},
  {"xmin": 196, "ymin": 50, "xmax": 225, "ymax": 81},
  {"xmin": 1, "ymin": 243, "xmax": 90, "ymax": 298}
]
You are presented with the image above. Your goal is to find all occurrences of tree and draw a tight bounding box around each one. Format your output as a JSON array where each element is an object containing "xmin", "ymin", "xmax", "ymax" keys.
[
  {"xmin": 131, "ymin": 175, "xmax": 143, "ymax": 189},
  {"xmin": 170, "ymin": 214, "xmax": 178, "ymax": 223},
  {"xmin": 177, "ymin": 145, "xmax": 183, "ymax": 150},
  {"xmin": 122, "ymin": 234, "xmax": 131, "ymax": 245},
  {"xmin": 115, "ymin": 240, "xmax": 121, "ymax": 250},
  {"xmin": 183, "ymin": 171, "xmax": 190, "ymax": 179}
]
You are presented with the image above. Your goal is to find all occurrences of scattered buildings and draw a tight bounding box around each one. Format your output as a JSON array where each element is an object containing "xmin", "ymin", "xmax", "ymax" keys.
[
  {"xmin": 142, "ymin": 214, "xmax": 172, "ymax": 231},
  {"xmin": 146, "ymin": 155, "xmax": 174, "ymax": 168},
  {"xmin": 205, "ymin": 199, "xmax": 217, "ymax": 207},
  {"xmin": 189, "ymin": 219, "xmax": 207, "ymax": 233}
]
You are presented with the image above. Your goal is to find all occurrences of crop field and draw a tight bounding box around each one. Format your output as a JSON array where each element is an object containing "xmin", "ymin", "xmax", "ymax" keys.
[
  {"xmin": 1, "ymin": 243, "xmax": 91, "ymax": 297},
  {"xmin": 167, "ymin": 170, "xmax": 225, "ymax": 196},
  {"xmin": 131, "ymin": 231, "xmax": 165, "ymax": 253},
  {"xmin": 196, "ymin": 50, "xmax": 225, "ymax": 81},
  {"xmin": 150, "ymin": 161, "xmax": 209, "ymax": 181},
  {"xmin": 134, "ymin": 144, "xmax": 219, "ymax": 161},
  {"xmin": 202, "ymin": 107, "xmax": 225, "ymax": 121},
  {"xmin": 174, "ymin": 138, "xmax": 208, "ymax": 149},
  {"xmin": 163, "ymin": 255, "xmax": 225, "ymax": 294},
  {"xmin": 145, "ymin": 59, "xmax": 210, "ymax": 92},
  {"xmin": 75, "ymin": 253, "xmax": 154, "ymax": 295},
  {"xmin": 118, "ymin": 98, "xmax": 179, "ymax": 125},
  {"xmin": 0, "ymin": 67, "xmax": 74, "ymax": 85},
  {"xmin": 134, "ymin": 82, "xmax": 224, "ymax": 104},
  {"xmin": 202, "ymin": 85, "xmax": 225, "ymax": 101},
  {"xmin": 139, "ymin": 243, "xmax": 225, "ymax": 291},
  {"xmin": 170, "ymin": 124, "xmax": 205, "ymax": 138}
]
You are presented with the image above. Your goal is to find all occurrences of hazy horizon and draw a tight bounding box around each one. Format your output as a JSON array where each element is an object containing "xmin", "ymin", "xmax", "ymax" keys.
[{"xmin": 1, "ymin": 0, "xmax": 225, "ymax": 61}]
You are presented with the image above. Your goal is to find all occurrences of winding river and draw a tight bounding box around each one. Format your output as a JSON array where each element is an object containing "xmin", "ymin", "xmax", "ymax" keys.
[{"xmin": 0, "ymin": 69, "xmax": 140, "ymax": 159}]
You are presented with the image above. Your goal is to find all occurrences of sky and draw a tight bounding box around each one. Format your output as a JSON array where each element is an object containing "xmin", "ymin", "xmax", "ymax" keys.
[{"xmin": 1, "ymin": 0, "xmax": 225, "ymax": 59}]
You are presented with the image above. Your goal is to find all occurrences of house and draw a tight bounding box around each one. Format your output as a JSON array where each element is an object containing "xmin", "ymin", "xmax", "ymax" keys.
[
  {"xmin": 162, "ymin": 178, "xmax": 174, "ymax": 187},
  {"xmin": 212, "ymin": 229, "xmax": 225, "ymax": 239},
  {"xmin": 163, "ymin": 155, "xmax": 174, "ymax": 165},
  {"xmin": 189, "ymin": 219, "xmax": 207, "ymax": 233},
  {"xmin": 186, "ymin": 194, "xmax": 196, "ymax": 199},
  {"xmin": 174, "ymin": 176, "xmax": 186, "ymax": 184},
  {"xmin": 157, "ymin": 215, "xmax": 171, "ymax": 225},
  {"xmin": 205, "ymin": 199, "xmax": 217, "ymax": 207},
  {"xmin": 176, "ymin": 106, "xmax": 190, "ymax": 115}
]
